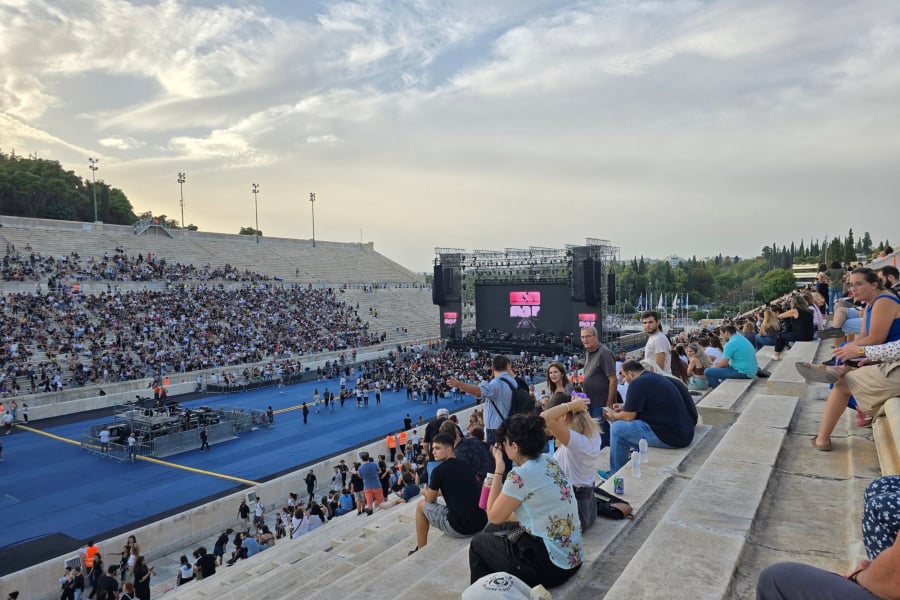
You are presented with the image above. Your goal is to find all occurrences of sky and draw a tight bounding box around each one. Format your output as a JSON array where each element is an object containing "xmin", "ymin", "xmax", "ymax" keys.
[{"xmin": 2, "ymin": 0, "xmax": 899, "ymax": 273}]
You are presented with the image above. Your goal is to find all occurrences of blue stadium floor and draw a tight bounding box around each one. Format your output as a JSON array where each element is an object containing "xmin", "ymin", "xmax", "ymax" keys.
[{"xmin": 0, "ymin": 379, "xmax": 475, "ymax": 571}]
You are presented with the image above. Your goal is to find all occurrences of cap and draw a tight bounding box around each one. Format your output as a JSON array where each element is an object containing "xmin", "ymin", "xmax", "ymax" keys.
[{"xmin": 437, "ymin": 408, "xmax": 450, "ymax": 418}]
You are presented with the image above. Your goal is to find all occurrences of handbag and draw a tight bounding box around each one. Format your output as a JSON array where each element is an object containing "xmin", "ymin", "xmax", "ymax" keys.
[{"xmin": 594, "ymin": 487, "xmax": 633, "ymax": 520}]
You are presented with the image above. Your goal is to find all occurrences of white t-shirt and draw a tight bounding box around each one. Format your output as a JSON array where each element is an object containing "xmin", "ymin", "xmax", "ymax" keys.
[
  {"xmin": 553, "ymin": 429, "xmax": 602, "ymax": 487},
  {"xmin": 705, "ymin": 347, "xmax": 724, "ymax": 364},
  {"xmin": 644, "ymin": 332, "xmax": 672, "ymax": 374}
]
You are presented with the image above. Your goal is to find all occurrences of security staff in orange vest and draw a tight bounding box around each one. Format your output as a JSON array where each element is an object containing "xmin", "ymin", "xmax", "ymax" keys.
[
  {"xmin": 398, "ymin": 431, "xmax": 408, "ymax": 461},
  {"xmin": 387, "ymin": 433, "xmax": 398, "ymax": 463}
]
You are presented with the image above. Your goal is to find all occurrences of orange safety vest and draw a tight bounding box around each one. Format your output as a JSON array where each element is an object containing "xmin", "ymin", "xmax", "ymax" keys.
[
  {"xmin": 85, "ymin": 545, "xmax": 99, "ymax": 568},
  {"xmin": 163, "ymin": 377, "xmax": 170, "ymax": 387},
  {"xmin": 387, "ymin": 435, "xmax": 396, "ymax": 449},
  {"xmin": 398, "ymin": 432, "xmax": 407, "ymax": 446}
]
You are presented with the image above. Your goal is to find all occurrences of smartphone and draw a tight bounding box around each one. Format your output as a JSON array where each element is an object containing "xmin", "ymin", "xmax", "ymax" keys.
[{"xmin": 601, "ymin": 407, "xmax": 613, "ymax": 414}]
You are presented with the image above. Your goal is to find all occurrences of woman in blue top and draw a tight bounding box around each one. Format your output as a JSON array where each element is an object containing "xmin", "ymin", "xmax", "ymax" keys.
[
  {"xmin": 807, "ymin": 268, "xmax": 900, "ymax": 450},
  {"xmin": 468, "ymin": 414, "xmax": 583, "ymax": 588}
]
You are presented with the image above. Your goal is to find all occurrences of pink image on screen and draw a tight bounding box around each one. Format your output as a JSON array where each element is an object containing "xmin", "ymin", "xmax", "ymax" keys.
[{"xmin": 509, "ymin": 291, "xmax": 541, "ymax": 305}]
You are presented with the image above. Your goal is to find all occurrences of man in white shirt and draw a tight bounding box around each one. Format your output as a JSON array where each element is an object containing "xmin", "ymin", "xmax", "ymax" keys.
[{"xmin": 642, "ymin": 311, "xmax": 671, "ymax": 374}]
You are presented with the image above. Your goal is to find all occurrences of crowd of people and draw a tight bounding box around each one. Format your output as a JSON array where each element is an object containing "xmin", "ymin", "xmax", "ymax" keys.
[{"xmin": 0, "ymin": 284, "xmax": 383, "ymax": 394}]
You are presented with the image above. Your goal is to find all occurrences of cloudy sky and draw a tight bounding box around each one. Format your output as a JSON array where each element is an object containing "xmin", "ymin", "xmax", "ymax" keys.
[{"xmin": 2, "ymin": 0, "xmax": 899, "ymax": 273}]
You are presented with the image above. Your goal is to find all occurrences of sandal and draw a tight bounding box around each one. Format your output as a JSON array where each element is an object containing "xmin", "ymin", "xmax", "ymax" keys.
[
  {"xmin": 810, "ymin": 436, "xmax": 832, "ymax": 452},
  {"xmin": 795, "ymin": 362, "xmax": 843, "ymax": 384}
]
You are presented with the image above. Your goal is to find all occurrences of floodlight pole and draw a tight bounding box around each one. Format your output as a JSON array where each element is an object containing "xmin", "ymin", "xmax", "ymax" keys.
[
  {"xmin": 252, "ymin": 183, "xmax": 260, "ymax": 244},
  {"xmin": 88, "ymin": 157, "xmax": 100, "ymax": 222},
  {"xmin": 178, "ymin": 172, "xmax": 186, "ymax": 234},
  {"xmin": 309, "ymin": 192, "xmax": 316, "ymax": 248}
]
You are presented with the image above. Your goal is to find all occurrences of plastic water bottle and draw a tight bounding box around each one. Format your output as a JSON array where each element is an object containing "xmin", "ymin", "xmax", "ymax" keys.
[
  {"xmin": 631, "ymin": 450, "xmax": 641, "ymax": 478},
  {"xmin": 479, "ymin": 473, "xmax": 494, "ymax": 510},
  {"xmin": 639, "ymin": 438, "xmax": 648, "ymax": 464}
]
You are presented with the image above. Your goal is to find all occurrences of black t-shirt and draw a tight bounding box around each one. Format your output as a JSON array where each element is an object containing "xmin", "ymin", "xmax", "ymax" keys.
[
  {"xmin": 624, "ymin": 372, "xmax": 695, "ymax": 448},
  {"xmin": 195, "ymin": 554, "xmax": 216, "ymax": 578},
  {"xmin": 98, "ymin": 575, "xmax": 119, "ymax": 600},
  {"xmin": 350, "ymin": 472, "xmax": 363, "ymax": 493},
  {"xmin": 429, "ymin": 457, "xmax": 487, "ymax": 534}
]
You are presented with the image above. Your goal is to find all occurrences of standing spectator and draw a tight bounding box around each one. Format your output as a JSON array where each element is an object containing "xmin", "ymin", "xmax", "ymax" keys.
[
  {"xmin": 99, "ymin": 428, "xmax": 110, "ymax": 453},
  {"xmin": 578, "ymin": 326, "xmax": 618, "ymax": 445},
  {"xmin": 642, "ymin": 311, "xmax": 672, "ymax": 374},
  {"xmin": 127, "ymin": 433, "xmax": 136, "ymax": 462},
  {"xmin": 358, "ymin": 453, "xmax": 383, "ymax": 514},
  {"xmin": 305, "ymin": 470, "xmax": 317, "ymax": 505},
  {"xmin": 4, "ymin": 410, "xmax": 14, "ymax": 435},
  {"xmin": 253, "ymin": 497, "xmax": 265, "ymax": 532},
  {"xmin": 72, "ymin": 566, "xmax": 85, "ymax": 600},
  {"xmin": 212, "ymin": 529, "xmax": 232, "ymax": 566},
  {"xmin": 237, "ymin": 500, "xmax": 250, "ymax": 530},
  {"xmin": 447, "ymin": 355, "xmax": 515, "ymax": 444},
  {"xmin": 97, "ymin": 565, "xmax": 119, "ymax": 600},
  {"xmin": 131, "ymin": 555, "xmax": 153, "ymax": 600},
  {"xmin": 60, "ymin": 566, "xmax": 74, "ymax": 600},
  {"xmin": 199, "ymin": 427, "xmax": 209, "ymax": 452}
]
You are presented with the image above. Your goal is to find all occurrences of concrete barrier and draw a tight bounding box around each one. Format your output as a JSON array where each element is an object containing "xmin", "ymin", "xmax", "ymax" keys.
[
  {"xmin": 766, "ymin": 341, "xmax": 819, "ymax": 396},
  {"xmin": 873, "ymin": 397, "xmax": 900, "ymax": 475}
]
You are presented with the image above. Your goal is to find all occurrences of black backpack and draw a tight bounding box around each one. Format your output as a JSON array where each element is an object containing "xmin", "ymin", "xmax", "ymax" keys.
[{"xmin": 498, "ymin": 376, "xmax": 535, "ymax": 421}]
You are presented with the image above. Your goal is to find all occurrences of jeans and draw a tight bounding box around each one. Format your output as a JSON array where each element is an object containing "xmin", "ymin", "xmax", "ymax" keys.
[
  {"xmin": 842, "ymin": 317, "xmax": 862, "ymax": 335},
  {"xmin": 704, "ymin": 366, "xmax": 751, "ymax": 389},
  {"xmin": 609, "ymin": 419, "xmax": 673, "ymax": 472},
  {"xmin": 828, "ymin": 288, "xmax": 844, "ymax": 313},
  {"xmin": 755, "ymin": 335, "xmax": 777, "ymax": 350},
  {"xmin": 756, "ymin": 562, "xmax": 877, "ymax": 600}
]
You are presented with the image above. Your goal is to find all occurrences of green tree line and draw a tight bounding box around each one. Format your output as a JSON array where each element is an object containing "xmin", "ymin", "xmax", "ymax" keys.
[{"xmin": 0, "ymin": 150, "xmax": 138, "ymax": 224}]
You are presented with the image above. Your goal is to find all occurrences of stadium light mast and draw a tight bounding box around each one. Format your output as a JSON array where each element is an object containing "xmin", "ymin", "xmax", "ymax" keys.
[
  {"xmin": 251, "ymin": 183, "xmax": 260, "ymax": 244},
  {"xmin": 88, "ymin": 157, "xmax": 100, "ymax": 222},
  {"xmin": 309, "ymin": 192, "xmax": 316, "ymax": 248},
  {"xmin": 177, "ymin": 172, "xmax": 186, "ymax": 234}
]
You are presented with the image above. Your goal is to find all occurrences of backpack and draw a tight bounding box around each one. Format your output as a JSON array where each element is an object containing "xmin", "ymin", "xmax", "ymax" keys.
[{"xmin": 498, "ymin": 376, "xmax": 535, "ymax": 421}]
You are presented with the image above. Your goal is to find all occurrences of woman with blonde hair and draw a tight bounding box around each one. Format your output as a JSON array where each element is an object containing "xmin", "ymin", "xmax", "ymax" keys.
[
  {"xmin": 541, "ymin": 392, "xmax": 601, "ymax": 531},
  {"xmin": 685, "ymin": 343, "xmax": 712, "ymax": 390},
  {"xmin": 757, "ymin": 310, "xmax": 781, "ymax": 350}
]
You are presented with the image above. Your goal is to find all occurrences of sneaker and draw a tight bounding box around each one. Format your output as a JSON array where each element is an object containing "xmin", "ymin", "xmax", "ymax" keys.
[
  {"xmin": 597, "ymin": 469, "xmax": 612, "ymax": 481},
  {"xmin": 769, "ymin": 354, "xmax": 781, "ymax": 361},
  {"xmin": 856, "ymin": 411, "xmax": 873, "ymax": 428},
  {"xmin": 817, "ymin": 327, "xmax": 846, "ymax": 339}
]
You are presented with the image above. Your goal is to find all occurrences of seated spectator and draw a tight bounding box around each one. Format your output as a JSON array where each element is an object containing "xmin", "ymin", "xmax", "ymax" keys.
[
  {"xmin": 468, "ymin": 414, "xmax": 583, "ymax": 589},
  {"xmin": 770, "ymin": 295, "xmax": 815, "ymax": 360},
  {"xmin": 799, "ymin": 339, "xmax": 900, "ymax": 451},
  {"xmin": 756, "ymin": 309, "xmax": 781, "ymax": 350},
  {"xmin": 704, "ymin": 325, "xmax": 759, "ymax": 388},
  {"xmin": 541, "ymin": 392, "xmax": 601, "ymax": 531},
  {"xmin": 606, "ymin": 360, "xmax": 697, "ymax": 473},
  {"xmin": 756, "ymin": 476, "xmax": 900, "ymax": 599},
  {"xmin": 410, "ymin": 433, "xmax": 487, "ymax": 555},
  {"xmin": 291, "ymin": 507, "xmax": 310, "ymax": 539},
  {"xmin": 439, "ymin": 419, "xmax": 492, "ymax": 483},
  {"xmin": 685, "ymin": 343, "xmax": 712, "ymax": 391}
]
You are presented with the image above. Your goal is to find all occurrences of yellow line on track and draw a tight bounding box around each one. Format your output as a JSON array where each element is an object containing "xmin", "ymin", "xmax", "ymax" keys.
[
  {"xmin": 139, "ymin": 456, "xmax": 260, "ymax": 486},
  {"xmin": 15, "ymin": 424, "xmax": 260, "ymax": 486}
]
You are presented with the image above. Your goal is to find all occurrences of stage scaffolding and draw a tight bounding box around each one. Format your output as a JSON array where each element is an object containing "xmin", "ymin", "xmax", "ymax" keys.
[
  {"xmin": 80, "ymin": 402, "xmax": 270, "ymax": 460},
  {"xmin": 434, "ymin": 239, "xmax": 620, "ymax": 343}
]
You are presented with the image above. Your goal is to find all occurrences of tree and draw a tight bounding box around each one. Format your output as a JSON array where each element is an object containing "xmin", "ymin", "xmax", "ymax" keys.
[
  {"xmin": 239, "ymin": 227, "xmax": 262, "ymax": 237},
  {"xmin": 759, "ymin": 269, "xmax": 796, "ymax": 301},
  {"xmin": 844, "ymin": 228, "xmax": 856, "ymax": 263}
]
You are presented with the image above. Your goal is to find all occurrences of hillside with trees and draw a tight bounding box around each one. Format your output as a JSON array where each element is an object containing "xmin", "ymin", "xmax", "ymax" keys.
[{"xmin": 0, "ymin": 150, "xmax": 137, "ymax": 225}]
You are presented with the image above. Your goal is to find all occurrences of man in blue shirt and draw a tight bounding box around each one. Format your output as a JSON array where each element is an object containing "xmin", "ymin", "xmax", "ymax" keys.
[
  {"xmin": 358, "ymin": 453, "xmax": 383, "ymax": 514},
  {"xmin": 704, "ymin": 325, "xmax": 758, "ymax": 388},
  {"xmin": 447, "ymin": 355, "xmax": 514, "ymax": 444}
]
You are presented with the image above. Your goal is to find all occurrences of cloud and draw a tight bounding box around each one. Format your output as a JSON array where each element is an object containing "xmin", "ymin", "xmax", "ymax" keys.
[
  {"xmin": 167, "ymin": 128, "xmax": 273, "ymax": 166},
  {"xmin": 306, "ymin": 134, "xmax": 341, "ymax": 145},
  {"xmin": 98, "ymin": 136, "xmax": 145, "ymax": 150}
]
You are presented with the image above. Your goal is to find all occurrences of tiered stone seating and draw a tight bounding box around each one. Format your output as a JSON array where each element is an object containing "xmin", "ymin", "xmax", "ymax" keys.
[
  {"xmin": 765, "ymin": 341, "xmax": 818, "ymax": 396},
  {"xmin": 873, "ymin": 398, "xmax": 900, "ymax": 475}
]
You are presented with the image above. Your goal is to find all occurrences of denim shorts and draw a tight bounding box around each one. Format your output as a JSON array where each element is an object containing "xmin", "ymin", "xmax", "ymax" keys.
[{"xmin": 423, "ymin": 501, "xmax": 466, "ymax": 537}]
